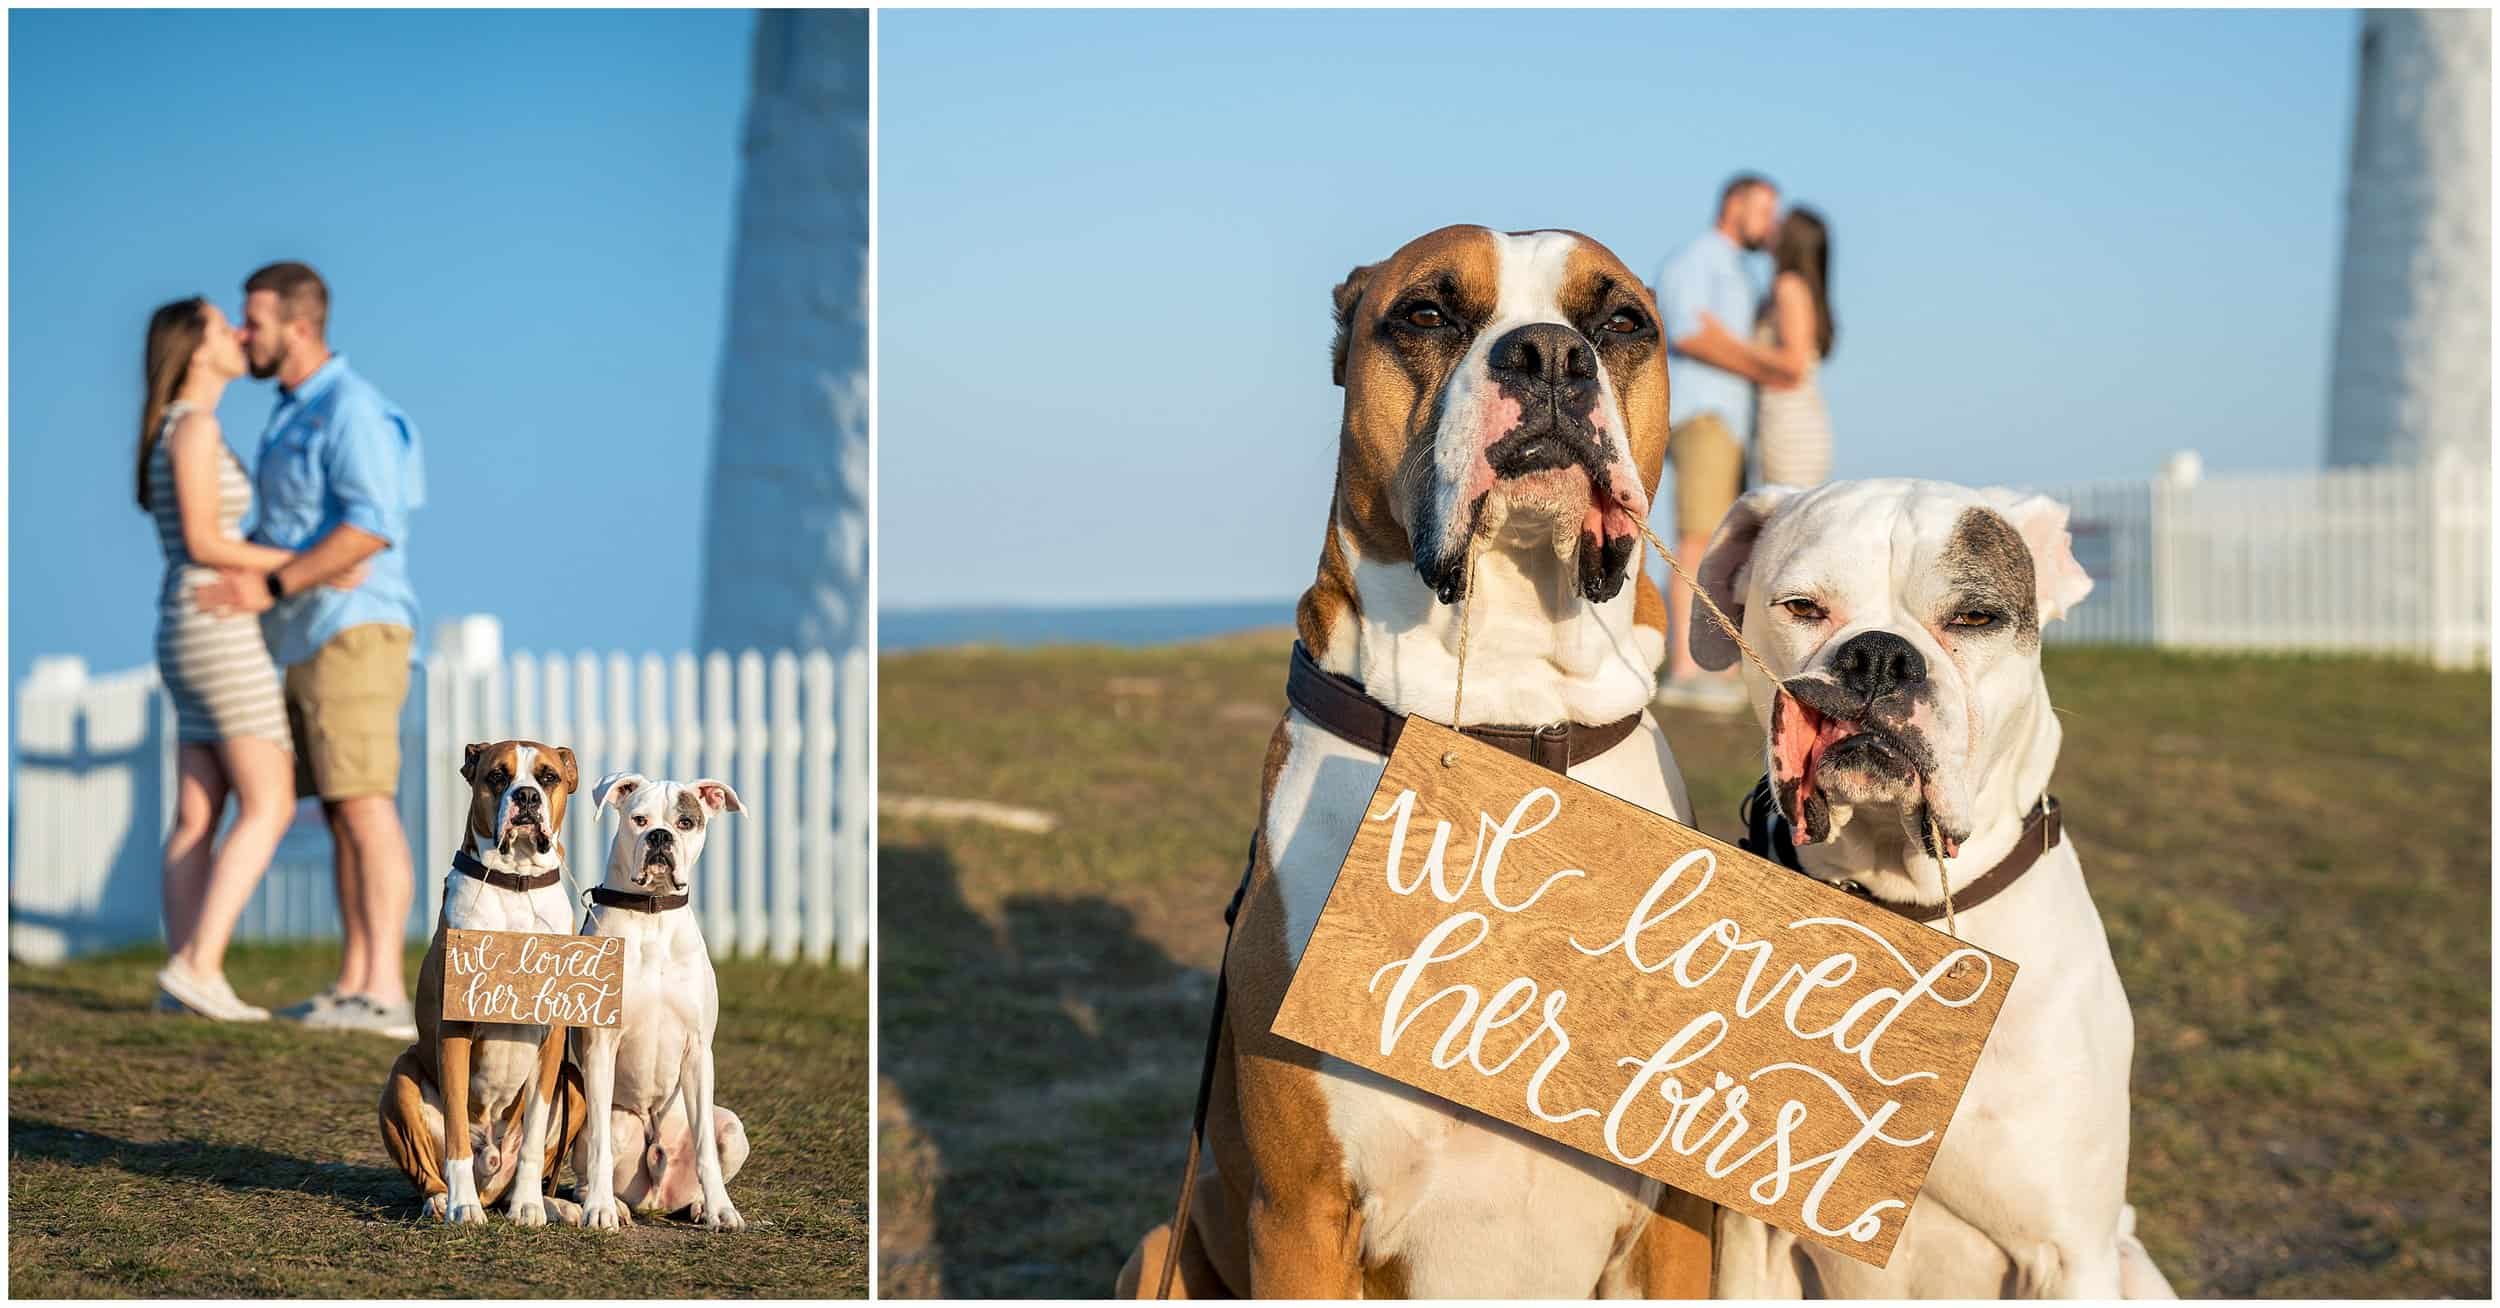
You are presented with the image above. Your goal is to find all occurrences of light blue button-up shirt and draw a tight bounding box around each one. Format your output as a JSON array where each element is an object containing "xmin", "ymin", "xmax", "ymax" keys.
[
  {"xmin": 1655, "ymin": 230, "xmax": 1763, "ymax": 446},
  {"xmin": 249, "ymin": 355, "xmax": 425, "ymax": 667}
]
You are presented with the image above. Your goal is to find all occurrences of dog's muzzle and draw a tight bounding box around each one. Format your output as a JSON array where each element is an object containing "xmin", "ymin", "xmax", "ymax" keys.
[
  {"xmin": 499, "ymin": 788, "xmax": 552, "ymax": 856},
  {"xmin": 638, "ymin": 829, "xmax": 685, "ymax": 891}
]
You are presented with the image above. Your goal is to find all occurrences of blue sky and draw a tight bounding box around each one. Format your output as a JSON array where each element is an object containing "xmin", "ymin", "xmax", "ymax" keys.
[
  {"xmin": 880, "ymin": 8, "xmax": 2357, "ymax": 611},
  {"xmin": 9, "ymin": 9, "xmax": 750, "ymax": 684}
]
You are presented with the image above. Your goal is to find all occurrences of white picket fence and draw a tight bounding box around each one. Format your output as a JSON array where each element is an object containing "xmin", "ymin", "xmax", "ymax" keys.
[
  {"xmin": 2041, "ymin": 451, "xmax": 2490, "ymax": 667},
  {"xmin": 10, "ymin": 616, "xmax": 870, "ymax": 967}
]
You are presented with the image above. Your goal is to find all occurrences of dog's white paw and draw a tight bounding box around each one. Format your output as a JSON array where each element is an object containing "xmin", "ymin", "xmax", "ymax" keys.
[
  {"xmin": 508, "ymin": 1197, "xmax": 548, "ymax": 1228},
  {"xmin": 577, "ymin": 1195, "xmax": 632, "ymax": 1230},
  {"xmin": 541, "ymin": 1195, "xmax": 583, "ymax": 1225},
  {"xmin": 448, "ymin": 1201, "xmax": 487, "ymax": 1226},
  {"xmin": 422, "ymin": 1193, "xmax": 449, "ymax": 1220},
  {"xmin": 698, "ymin": 1197, "xmax": 745, "ymax": 1232}
]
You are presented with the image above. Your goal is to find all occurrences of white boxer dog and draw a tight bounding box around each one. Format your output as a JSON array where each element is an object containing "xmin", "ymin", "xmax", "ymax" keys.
[
  {"xmin": 1690, "ymin": 478, "xmax": 2174, "ymax": 1299},
  {"xmin": 1119, "ymin": 225, "xmax": 1714, "ymax": 1298},
  {"xmin": 570, "ymin": 771, "xmax": 752, "ymax": 1231}
]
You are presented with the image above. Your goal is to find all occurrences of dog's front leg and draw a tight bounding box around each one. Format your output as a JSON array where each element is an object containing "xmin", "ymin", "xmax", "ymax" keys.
[
  {"xmin": 571, "ymin": 1027, "xmax": 633, "ymax": 1230},
  {"xmin": 505, "ymin": 1029, "xmax": 564, "ymax": 1226},
  {"xmin": 1245, "ymin": 1186, "xmax": 1362, "ymax": 1297},
  {"xmin": 439, "ymin": 1027, "xmax": 486, "ymax": 1224},
  {"xmin": 683, "ymin": 1039, "xmax": 744, "ymax": 1231}
]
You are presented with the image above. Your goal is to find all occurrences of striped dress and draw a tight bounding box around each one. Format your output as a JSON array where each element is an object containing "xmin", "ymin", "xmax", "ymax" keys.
[
  {"xmin": 148, "ymin": 403, "xmax": 290, "ymax": 747},
  {"xmin": 1752, "ymin": 319, "xmax": 1834, "ymax": 488}
]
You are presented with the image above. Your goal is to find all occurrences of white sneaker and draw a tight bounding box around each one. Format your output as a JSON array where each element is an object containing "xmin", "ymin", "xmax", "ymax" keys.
[
  {"xmin": 306, "ymin": 994, "xmax": 418, "ymax": 1040},
  {"xmin": 154, "ymin": 960, "xmax": 271, "ymax": 1022},
  {"xmin": 275, "ymin": 986, "xmax": 345, "ymax": 1023},
  {"xmin": 1652, "ymin": 676, "xmax": 1753, "ymax": 715}
]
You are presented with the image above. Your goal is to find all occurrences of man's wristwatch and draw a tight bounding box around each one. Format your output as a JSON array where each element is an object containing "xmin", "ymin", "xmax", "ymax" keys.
[{"xmin": 265, "ymin": 573, "xmax": 287, "ymax": 603}]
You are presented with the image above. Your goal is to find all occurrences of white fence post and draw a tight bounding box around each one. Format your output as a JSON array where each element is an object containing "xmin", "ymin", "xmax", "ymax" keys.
[
  {"xmin": 734, "ymin": 651, "xmax": 769, "ymax": 956},
  {"xmin": 838, "ymin": 644, "xmax": 871, "ymax": 968},
  {"xmin": 802, "ymin": 653, "xmax": 837, "ymax": 963}
]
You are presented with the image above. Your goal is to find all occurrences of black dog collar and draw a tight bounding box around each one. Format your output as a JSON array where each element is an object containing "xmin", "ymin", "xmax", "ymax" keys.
[
  {"xmin": 453, "ymin": 848, "xmax": 565, "ymax": 893},
  {"xmin": 589, "ymin": 884, "xmax": 690, "ymax": 914}
]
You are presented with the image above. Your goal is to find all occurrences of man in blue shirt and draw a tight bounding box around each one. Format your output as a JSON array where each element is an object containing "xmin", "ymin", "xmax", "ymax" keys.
[
  {"xmin": 198, "ymin": 262, "xmax": 425, "ymax": 1038},
  {"xmin": 1652, "ymin": 173, "xmax": 1796, "ymax": 709}
]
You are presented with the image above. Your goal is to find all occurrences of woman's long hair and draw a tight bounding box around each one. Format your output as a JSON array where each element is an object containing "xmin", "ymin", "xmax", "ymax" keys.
[
  {"xmin": 1771, "ymin": 208, "xmax": 1835, "ymax": 359},
  {"xmin": 137, "ymin": 296, "xmax": 210, "ymax": 510}
]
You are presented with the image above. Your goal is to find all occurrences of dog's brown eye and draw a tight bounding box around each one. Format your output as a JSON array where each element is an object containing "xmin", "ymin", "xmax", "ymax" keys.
[
  {"xmin": 1402, "ymin": 304, "xmax": 1445, "ymax": 329},
  {"xmin": 1602, "ymin": 308, "xmax": 1646, "ymax": 334},
  {"xmin": 488, "ymin": 769, "xmax": 509, "ymax": 788},
  {"xmin": 537, "ymin": 770, "xmax": 558, "ymax": 788},
  {"xmin": 1779, "ymin": 597, "xmax": 1826, "ymax": 621},
  {"xmin": 677, "ymin": 817, "xmax": 695, "ymax": 832},
  {"xmin": 633, "ymin": 815, "xmax": 649, "ymax": 827},
  {"xmin": 1948, "ymin": 610, "xmax": 2001, "ymax": 628}
]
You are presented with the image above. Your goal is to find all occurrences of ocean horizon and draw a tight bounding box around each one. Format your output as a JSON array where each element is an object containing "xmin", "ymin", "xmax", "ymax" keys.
[{"xmin": 879, "ymin": 598, "xmax": 1296, "ymax": 653}]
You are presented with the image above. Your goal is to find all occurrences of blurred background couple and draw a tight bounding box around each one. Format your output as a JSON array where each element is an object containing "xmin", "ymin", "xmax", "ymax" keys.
[
  {"xmin": 137, "ymin": 261, "xmax": 425, "ymax": 1037},
  {"xmin": 1653, "ymin": 171, "xmax": 1838, "ymax": 713}
]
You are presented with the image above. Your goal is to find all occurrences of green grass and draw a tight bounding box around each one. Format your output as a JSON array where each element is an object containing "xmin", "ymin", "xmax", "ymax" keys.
[
  {"xmin": 876, "ymin": 633, "xmax": 2491, "ymax": 1298},
  {"xmin": 9, "ymin": 942, "xmax": 869, "ymax": 1297}
]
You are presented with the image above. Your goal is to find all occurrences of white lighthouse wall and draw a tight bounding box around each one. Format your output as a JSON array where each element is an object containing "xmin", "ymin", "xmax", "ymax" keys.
[{"xmin": 2324, "ymin": 8, "xmax": 2491, "ymax": 468}]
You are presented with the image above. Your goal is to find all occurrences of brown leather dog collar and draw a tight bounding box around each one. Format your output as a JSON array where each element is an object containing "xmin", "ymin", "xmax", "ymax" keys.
[
  {"xmin": 589, "ymin": 884, "xmax": 690, "ymax": 914},
  {"xmin": 1287, "ymin": 640, "xmax": 1643, "ymax": 775},
  {"xmin": 452, "ymin": 848, "xmax": 565, "ymax": 893},
  {"xmin": 1739, "ymin": 777, "xmax": 2063, "ymax": 924}
]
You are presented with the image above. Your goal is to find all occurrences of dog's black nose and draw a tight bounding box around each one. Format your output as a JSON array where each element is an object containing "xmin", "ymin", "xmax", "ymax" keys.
[
  {"xmin": 645, "ymin": 828, "xmax": 671, "ymax": 847},
  {"xmin": 512, "ymin": 786, "xmax": 541, "ymax": 812},
  {"xmin": 1832, "ymin": 630, "xmax": 1927, "ymax": 704},
  {"xmin": 1487, "ymin": 323, "xmax": 1597, "ymax": 388}
]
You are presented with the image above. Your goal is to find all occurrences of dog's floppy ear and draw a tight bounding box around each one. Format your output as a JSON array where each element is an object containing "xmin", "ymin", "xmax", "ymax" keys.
[
  {"xmin": 553, "ymin": 746, "xmax": 580, "ymax": 794},
  {"xmin": 1976, "ymin": 488, "xmax": 2094, "ymax": 625},
  {"xmin": 1690, "ymin": 485, "xmax": 1801, "ymax": 672},
  {"xmin": 692, "ymin": 779, "xmax": 746, "ymax": 816},
  {"xmin": 592, "ymin": 771, "xmax": 648, "ymax": 813},
  {"xmin": 460, "ymin": 742, "xmax": 490, "ymax": 784},
  {"xmin": 1330, "ymin": 262, "xmax": 1379, "ymax": 388}
]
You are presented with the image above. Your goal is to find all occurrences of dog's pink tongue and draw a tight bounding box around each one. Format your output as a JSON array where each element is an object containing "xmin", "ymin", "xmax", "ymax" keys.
[
  {"xmin": 1772, "ymin": 691, "xmax": 1820, "ymax": 832},
  {"xmin": 1771, "ymin": 690, "xmax": 1857, "ymax": 839}
]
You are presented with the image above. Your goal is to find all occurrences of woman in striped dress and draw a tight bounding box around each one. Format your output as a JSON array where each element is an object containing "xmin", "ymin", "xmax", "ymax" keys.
[
  {"xmin": 138, "ymin": 297, "xmax": 296, "ymax": 1022},
  {"xmin": 1749, "ymin": 207, "xmax": 1837, "ymax": 488}
]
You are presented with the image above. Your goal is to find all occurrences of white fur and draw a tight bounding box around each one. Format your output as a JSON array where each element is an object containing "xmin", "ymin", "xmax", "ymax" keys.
[
  {"xmin": 434, "ymin": 778, "xmax": 578, "ymax": 1226},
  {"xmin": 1695, "ymin": 478, "xmax": 2171, "ymax": 1300},
  {"xmin": 571, "ymin": 773, "xmax": 748, "ymax": 1232},
  {"xmin": 1269, "ymin": 540, "xmax": 1692, "ymax": 1294}
]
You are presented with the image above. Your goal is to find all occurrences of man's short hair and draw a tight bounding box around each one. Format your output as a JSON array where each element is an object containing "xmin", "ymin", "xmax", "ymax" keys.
[
  {"xmin": 244, "ymin": 261, "xmax": 329, "ymax": 336},
  {"xmin": 1718, "ymin": 173, "xmax": 1777, "ymax": 218}
]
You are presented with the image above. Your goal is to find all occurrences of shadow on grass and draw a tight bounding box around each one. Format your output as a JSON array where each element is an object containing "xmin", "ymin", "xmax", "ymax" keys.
[
  {"xmin": 879, "ymin": 841, "xmax": 1215, "ymax": 1298},
  {"xmin": 10, "ymin": 1116, "xmax": 408, "ymax": 1215}
]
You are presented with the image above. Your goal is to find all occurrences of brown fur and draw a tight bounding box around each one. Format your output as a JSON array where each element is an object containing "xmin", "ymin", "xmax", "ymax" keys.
[
  {"xmin": 1128, "ymin": 230, "xmax": 1705, "ymax": 1297},
  {"xmin": 1301, "ymin": 227, "xmax": 1674, "ymax": 655},
  {"xmin": 376, "ymin": 740, "xmax": 587, "ymax": 1213}
]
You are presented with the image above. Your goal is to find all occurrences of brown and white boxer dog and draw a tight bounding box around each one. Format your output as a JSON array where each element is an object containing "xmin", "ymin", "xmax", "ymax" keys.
[
  {"xmin": 379, "ymin": 739, "xmax": 589, "ymax": 1225},
  {"xmin": 1116, "ymin": 226, "xmax": 1715, "ymax": 1298}
]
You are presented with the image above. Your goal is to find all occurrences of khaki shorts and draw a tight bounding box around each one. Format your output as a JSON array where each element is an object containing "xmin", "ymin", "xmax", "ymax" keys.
[
  {"xmin": 1667, "ymin": 413, "xmax": 1744, "ymax": 539},
  {"xmin": 285, "ymin": 623, "xmax": 413, "ymax": 801}
]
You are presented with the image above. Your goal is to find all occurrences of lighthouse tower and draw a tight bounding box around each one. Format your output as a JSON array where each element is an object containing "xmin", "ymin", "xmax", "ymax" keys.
[
  {"xmin": 698, "ymin": 9, "xmax": 871, "ymax": 655},
  {"xmin": 2323, "ymin": 9, "xmax": 2491, "ymax": 468}
]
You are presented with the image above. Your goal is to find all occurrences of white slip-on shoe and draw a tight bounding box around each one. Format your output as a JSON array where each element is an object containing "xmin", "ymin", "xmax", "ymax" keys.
[{"xmin": 154, "ymin": 960, "xmax": 270, "ymax": 1022}]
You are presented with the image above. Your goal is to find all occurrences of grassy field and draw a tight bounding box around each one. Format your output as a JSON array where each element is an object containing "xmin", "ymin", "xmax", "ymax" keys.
[
  {"xmin": 9, "ymin": 943, "xmax": 870, "ymax": 1297},
  {"xmin": 877, "ymin": 633, "xmax": 2491, "ymax": 1298}
]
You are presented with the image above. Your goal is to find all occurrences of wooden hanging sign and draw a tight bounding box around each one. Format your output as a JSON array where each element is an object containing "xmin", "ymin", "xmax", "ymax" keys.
[
  {"xmin": 441, "ymin": 929, "xmax": 625, "ymax": 1028},
  {"xmin": 1271, "ymin": 718, "xmax": 2015, "ymax": 1268}
]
